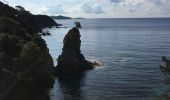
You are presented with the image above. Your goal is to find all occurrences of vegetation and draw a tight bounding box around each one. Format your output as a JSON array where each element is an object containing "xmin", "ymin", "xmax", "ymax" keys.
[
  {"xmin": 0, "ymin": 1, "xmax": 56, "ymax": 100},
  {"xmin": 0, "ymin": 2, "xmax": 58, "ymax": 34}
]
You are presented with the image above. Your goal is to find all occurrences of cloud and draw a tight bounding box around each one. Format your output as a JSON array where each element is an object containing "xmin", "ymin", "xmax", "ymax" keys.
[
  {"xmin": 109, "ymin": 0, "xmax": 124, "ymax": 4},
  {"xmin": 149, "ymin": 0, "xmax": 163, "ymax": 5},
  {"xmin": 106, "ymin": 0, "xmax": 170, "ymax": 15},
  {"xmin": 45, "ymin": 4, "xmax": 66, "ymax": 15},
  {"xmin": 80, "ymin": 3, "xmax": 93, "ymax": 13},
  {"xmin": 93, "ymin": 5, "xmax": 104, "ymax": 14},
  {"xmin": 0, "ymin": 0, "xmax": 9, "ymax": 4},
  {"xmin": 79, "ymin": 3, "xmax": 104, "ymax": 14},
  {"xmin": 127, "ymin": 8, "xmax": 137, "ymax": 13},
  {"xmin": 3, "ymin": 0, "xmax": 170, "ymax": 18}
]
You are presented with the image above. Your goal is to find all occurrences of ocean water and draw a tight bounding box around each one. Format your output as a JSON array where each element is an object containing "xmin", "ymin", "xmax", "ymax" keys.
[{"xmin": 42, "ymin": 18, "xmax": 170, "ymax": 100}]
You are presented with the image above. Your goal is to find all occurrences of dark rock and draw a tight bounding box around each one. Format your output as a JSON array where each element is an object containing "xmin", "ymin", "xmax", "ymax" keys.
[
  {"xmin": 41, "ymin": 32, "xmax": 47, "ymax": 36},
  {"xmin": 160, "ymin": 56, "xmax": 170, "ymax": 72},
  {"xmin": 41, "ymin": 30, "xmax": 51, "ymax": 36},
  {"xmin": 57, "ymin": 24, "xmax": 63, "ymax": 26},
  {"xmin": 55, "ymin": 26, "xmax": 61, "ymax": 28},
  {"xmin": 56, "ymin": 27, "xmax": 93, "ymax": 79},
  {"xmin": 74, "ymin": 22, "xmax": 81, "ymax": 28},
  {"xmin": 46, "ymin": 32, "xmax": 51, "ymax": 35},
  {"xmin": 90, "ymin": 61, "xmax": 100, "ymax": 66}
]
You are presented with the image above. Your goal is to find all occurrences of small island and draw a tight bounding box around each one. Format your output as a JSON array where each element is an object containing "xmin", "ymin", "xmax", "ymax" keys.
[{"xmin": 51, "ymin": 15, "xmax": 72, "ymax": 19}]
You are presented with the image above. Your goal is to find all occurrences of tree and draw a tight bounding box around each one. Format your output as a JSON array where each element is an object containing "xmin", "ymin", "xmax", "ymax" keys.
[{"xmin": 15, "ymin": 6, "xmax": 25, "ymax": 11}]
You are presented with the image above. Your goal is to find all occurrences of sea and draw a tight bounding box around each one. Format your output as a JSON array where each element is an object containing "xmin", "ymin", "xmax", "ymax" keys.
[{"xmin": 42, "ymin": 18, "xmax": 170, "ymax": 100}]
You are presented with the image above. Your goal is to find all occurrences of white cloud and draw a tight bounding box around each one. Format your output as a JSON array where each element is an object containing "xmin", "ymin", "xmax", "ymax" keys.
[
  {"xmin": 0, "ymin": 0, "xmax": 9, "ymax": 4},
  {"xmin": 46, "ymin": 4, "xmax": 66, "ymax": 15},
  {"xmin": 2, "ymin": 0, "xmax": 170, "ymax": 18},
  {"xmin": 80, "ymin": 3, "xmax": 93, "ymax": 13},
  {"xmin": 79, "ymin": 3, "xmax": 104, "ymax": 14},
  {"xmin": 93, "ymin": 4, "xmax": 104, "ymax": 14},
  {"xmin": 109, "ymin": 0, "xmax": 125, "ymax": 4}
]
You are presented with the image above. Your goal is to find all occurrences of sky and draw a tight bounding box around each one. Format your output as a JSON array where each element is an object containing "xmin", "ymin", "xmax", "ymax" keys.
[{"xmin": 1, "ymin": 0, "xmax": 170, "ymax": 18}]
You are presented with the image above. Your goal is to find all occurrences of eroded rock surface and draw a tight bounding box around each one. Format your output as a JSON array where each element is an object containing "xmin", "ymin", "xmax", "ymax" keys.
[{"xmin": 56, "ymin": 27, "xmax": 93, "ymax": 79}]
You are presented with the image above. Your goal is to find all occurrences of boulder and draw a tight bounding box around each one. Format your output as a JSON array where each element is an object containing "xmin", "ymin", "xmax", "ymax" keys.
[{"xmin": 56, "ymin": 27, "xmax": 93, "ymax": 79}]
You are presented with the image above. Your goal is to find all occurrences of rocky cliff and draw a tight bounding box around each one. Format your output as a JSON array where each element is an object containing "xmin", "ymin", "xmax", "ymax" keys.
[
  {"xmin": 0, "ymin": 2, "xmax": 56, "ymax": 100},
  {"xmin": 0, "ymin": 2, "xmax": 59, "ymax": 34}
]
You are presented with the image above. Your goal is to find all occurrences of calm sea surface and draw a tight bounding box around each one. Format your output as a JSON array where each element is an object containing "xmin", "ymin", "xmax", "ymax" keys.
[{"xmin": 42, "ymin": 18, "xmax": 170, "ymax": 100}]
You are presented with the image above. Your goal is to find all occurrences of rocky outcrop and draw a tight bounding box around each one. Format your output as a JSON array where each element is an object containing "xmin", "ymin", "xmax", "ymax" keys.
[
  {"xmin": 56, "ymin": 27, "xmax": 93, "ymax": 79},
  {"xmin": 41, "ymin": 30, "xmax": 51, "ymax": 36},
  {"xmin": 74, "ymin": 22, "xmax": 81, "ymax": 28},
  {"xmin": 160, "ymin": 56, "xmax": 170, "ymax": 72},
  {"xmin": 159, "ymin": 57, "xmax": 170, "ymax": 99},
  {"xmin": 0, "ymin": 2, "xmax": 59, "ymax": 34}
]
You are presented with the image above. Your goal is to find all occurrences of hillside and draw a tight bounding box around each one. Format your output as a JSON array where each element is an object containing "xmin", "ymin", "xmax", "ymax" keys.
[
  {"xmin": 51, "ymin": 15, "xmax": 72, "ymax": 19},
  {"xmin": 0, "ymin": 2, "xmax": 56, "ymax": 100}
]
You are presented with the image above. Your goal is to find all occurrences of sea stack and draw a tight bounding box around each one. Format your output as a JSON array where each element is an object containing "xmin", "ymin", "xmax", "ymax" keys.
[
  {"xmin": 56, "ymin": 27, "xmax": 93, "ymax": 79},
  {"xmin": 75, "ymin": 22, "xmax": 81, "ymax": 28}
]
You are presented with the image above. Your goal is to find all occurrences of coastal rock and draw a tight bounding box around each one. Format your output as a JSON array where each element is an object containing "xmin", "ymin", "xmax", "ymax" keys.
[
  {"xmin": 41, "ymin": 30, "xmax": 51, "ymax": 36},
  {"xmin": 74, "ymin": 22, "xmax": 81, "ymax": 28},
  {"xmin": 56, "ymin": 27, "xmax": 93, "ymax": 79},
  {"xmin": 160, "ymin": 56, "xmax": 170, "ymax": 72}
]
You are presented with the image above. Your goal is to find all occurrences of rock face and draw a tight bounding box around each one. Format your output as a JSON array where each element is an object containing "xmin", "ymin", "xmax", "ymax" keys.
[{"xmin": 56, "ymin": 27, "xmax": 93, "ymax": 79}]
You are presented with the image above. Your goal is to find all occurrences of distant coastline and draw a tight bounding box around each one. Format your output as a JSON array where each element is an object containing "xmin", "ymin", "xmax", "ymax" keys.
[
  {"xmin": 50, "ymin": 15, "xmax": 170, "ymax": 20},
  {"xmin": 50, "ymin": 15, "xmax": 85, "ymax": 19},
  {"xmin": 51, "ymin": 15, "xmax": 72, "ymax": 19},
  {"xmin": 82, "ymin": 17, "xmax": 170, "ymax": 19}
]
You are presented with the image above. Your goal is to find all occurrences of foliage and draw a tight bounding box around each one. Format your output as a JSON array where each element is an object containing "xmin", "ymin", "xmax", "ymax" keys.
[{"xmin": 0, "ymin": 1, "xmax": 56, "ymax": 100}]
